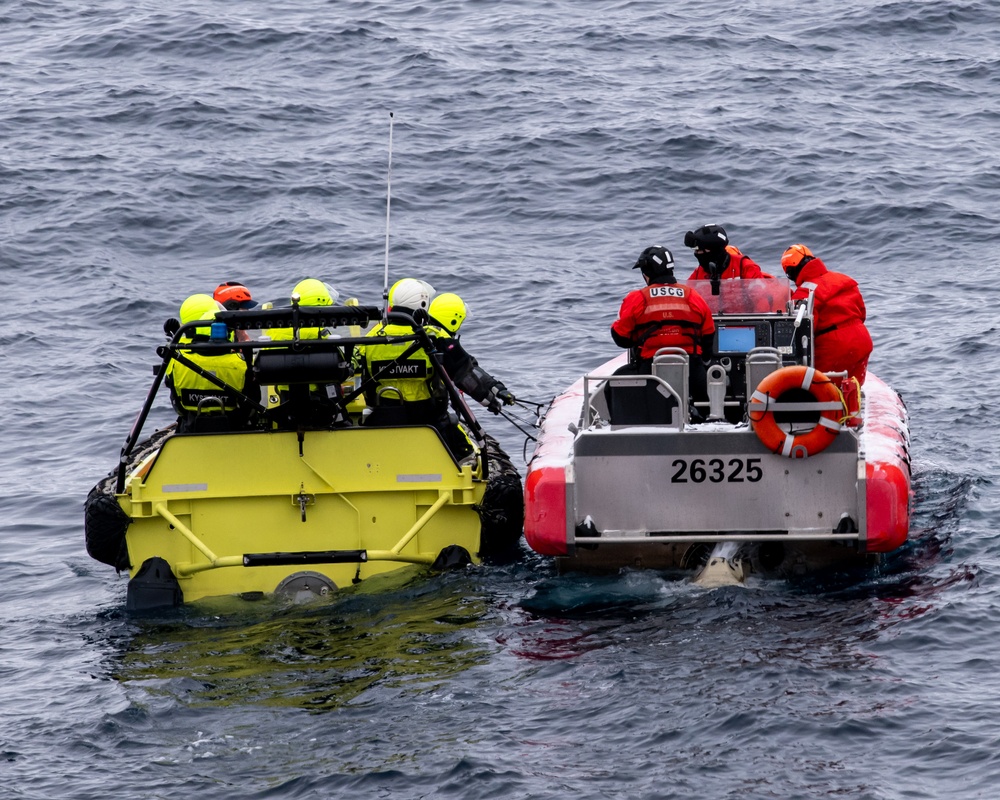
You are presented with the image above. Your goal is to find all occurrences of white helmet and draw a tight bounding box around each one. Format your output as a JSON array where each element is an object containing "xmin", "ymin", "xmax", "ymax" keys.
[{"xmin": 389, "ymin": 277, "xmax": 435, "ymax": 311}]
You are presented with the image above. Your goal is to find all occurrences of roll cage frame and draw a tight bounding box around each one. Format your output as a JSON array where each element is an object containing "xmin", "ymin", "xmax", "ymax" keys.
[{"xmin": 115, "ymin": 303, "xmax": 487, "ymax": 494}]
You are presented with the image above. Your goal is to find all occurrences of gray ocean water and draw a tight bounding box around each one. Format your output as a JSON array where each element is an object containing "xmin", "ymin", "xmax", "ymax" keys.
[{"xmin": 3, "ymin": 0, "xmax": 1000, "ymax": 797}]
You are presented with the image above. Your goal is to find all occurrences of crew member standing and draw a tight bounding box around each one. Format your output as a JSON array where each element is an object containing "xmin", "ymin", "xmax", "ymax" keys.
[
  {"xmin": 427, "ymin": 292, "xmax": 515, "ymax": 414},
  {"xmin": 780, "ymin": 243, "xmax": 873, "ymax": 417},
  {"xmin": 611, "ymin": 245, "xmax": 715, "ymax": 402},
  {"xmin": 684, "ymin": 224, "xmax": 764, "ymax": 281}
]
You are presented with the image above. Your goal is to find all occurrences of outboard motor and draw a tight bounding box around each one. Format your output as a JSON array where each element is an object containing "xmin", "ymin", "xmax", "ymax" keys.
[{"xmin": 692, "ymin": 542, "xmax": 748, "ymax": 588}]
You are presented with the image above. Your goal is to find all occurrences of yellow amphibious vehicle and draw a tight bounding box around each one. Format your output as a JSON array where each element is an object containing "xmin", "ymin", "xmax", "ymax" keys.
[{"xmin": 85, "ymin": 302, "xmax": 523, "ymax": 610}]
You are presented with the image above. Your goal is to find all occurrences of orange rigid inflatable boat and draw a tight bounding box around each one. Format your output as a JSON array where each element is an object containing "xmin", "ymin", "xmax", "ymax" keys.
[{"xmin": 524, "ymin": 278, "xmax": 910, "ymax": 584}]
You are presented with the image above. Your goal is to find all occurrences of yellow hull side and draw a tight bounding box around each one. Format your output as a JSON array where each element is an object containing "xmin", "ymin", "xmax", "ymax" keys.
[{"xmin": 120, "ymin": 427, "xmax": 486, "ymax": 603}]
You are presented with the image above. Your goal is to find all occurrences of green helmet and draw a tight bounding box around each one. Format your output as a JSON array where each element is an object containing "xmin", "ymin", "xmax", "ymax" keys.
[
  {"xmin": 429, "ymin": 292, "xmax": 467, "ymax": 333},
  {"xmin": 293, "ymin": 278, "xmax": 338, "ymax": 306},
  {"xmin": 179, "ymin": 293, "xmax": 223, "ymax": 325},
  {"xmin": 388, "ymin": 278, "xmax": 434, "ymax": 311}
]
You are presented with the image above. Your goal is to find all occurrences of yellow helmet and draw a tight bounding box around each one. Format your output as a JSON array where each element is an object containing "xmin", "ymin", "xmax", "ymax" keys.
[
  {"xmin": 179, "ymin": 294, "xmax": 223, "ymax": 325},
  {"xmin": 429, "ymin": 292, "xmax": 467, "ymax": 333},
  {"xmin": 292, "ymin": 278, "xmax": 338, "ymax": 306},
  {"xmin": 388, "ymin": 278, "xmax": 434, "ymax": 311}
]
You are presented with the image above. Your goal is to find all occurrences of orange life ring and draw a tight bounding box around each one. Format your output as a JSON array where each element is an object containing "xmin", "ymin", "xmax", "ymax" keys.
[{"xmin": 748, "ymin": 366, "xmax": 846, "ymax": 458}]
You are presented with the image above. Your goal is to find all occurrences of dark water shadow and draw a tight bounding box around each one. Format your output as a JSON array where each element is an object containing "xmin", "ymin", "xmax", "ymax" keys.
[
  {"xmin": 88, "ymin": 566, "xmax": 497, "ymax": 712},
  {"xmin": 507, "ymin": 462, "xmax": 980, "ymax": 670}
]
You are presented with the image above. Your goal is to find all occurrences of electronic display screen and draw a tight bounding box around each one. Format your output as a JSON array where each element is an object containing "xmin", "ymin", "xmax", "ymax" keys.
[{"xmin": 716, "ymin": 325, "xmax": 757, "ymax": 353}]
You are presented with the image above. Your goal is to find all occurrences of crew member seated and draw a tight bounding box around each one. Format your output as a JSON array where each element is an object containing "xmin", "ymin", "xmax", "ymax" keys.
[
  {"xmin": 427, "ymin": 292, "xmax": 516, "ymax": 414},
  {"xmin": 263, "ymin": 278, "xmax": 347, "ymax": 429},
  {"xmin": 683, "ymin": 224, "xmax": 788, "ymax": 313},
  {"xmin": 213, "ymin": 281, "xmax": 259, "ymax": 342},
  {"xmin": 165, "ymin": 294, "xmax": 258, "ymax": 433},
  {"xmin": 684, "ymin": 224, "xmax": 764, "ymax": 283},
  {"xmin": 609, "ymin": 246, "xmax": 715, "ymax": 421}
]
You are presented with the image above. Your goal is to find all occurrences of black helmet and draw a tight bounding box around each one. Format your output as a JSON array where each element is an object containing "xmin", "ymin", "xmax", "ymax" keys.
[
  {"xmin": 684, "ymin": 224, "xmax": 729, "ymax": 252},
  {"xmin": 633, "ymin": 246, "xmax": 675, "ymax": 279}
]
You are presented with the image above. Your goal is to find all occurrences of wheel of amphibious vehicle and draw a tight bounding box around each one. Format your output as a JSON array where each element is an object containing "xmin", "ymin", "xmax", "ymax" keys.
[
  {"xmin": 478, "ymin": 434, "xmax": 524, "ymax": 561},
  {"xmin": 274, "ymin": 571, "xmax": 337, "ymax": 602}
]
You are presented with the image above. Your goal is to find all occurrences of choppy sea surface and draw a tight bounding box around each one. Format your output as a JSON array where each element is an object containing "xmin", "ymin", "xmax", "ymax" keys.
[{"xmin": 3, "ymin": 1, "xmax": 1000, "ymax": 797}]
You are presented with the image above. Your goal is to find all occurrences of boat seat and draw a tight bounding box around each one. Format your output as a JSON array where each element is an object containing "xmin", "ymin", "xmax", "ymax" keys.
[
  {"xmin": 176, "ymin": 395, "xmax": 243, "ymax": 434},
  {"xmin": 362, "ymin": 386, "xmax": 411, "ymax": 427},
  {"xmin": 364, "ymin": 405, "xmax": 412, "ymax": 427},
  {"xmin": 605, "ymin": 375, "xmax": 677, "ymax": 426},
  {"xmin": 652, "ymin": 348, "xmax": 689, "ymax": 426},
  {"xmin": 745, "ymin": 347, "xmax": 784, "ymax": 398},
  {"xmin": 188, "ymin": 414, "xmax": 236, "ymax": 433}
]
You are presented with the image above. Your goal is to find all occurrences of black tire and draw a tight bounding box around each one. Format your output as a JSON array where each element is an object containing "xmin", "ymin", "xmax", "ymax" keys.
[
  {"xmin": 478, "ymin": 434, "xmax": 524, "ymax": 561},
  {"xmin": 83, "ymin": 426, "xmax": 175, "ymax": 571},
  {"xmin": 84, "ymin": 483, "xmax": 132, "ymax": 570}
]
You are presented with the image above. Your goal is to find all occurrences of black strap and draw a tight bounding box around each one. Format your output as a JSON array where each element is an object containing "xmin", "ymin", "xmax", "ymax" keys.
[{"xmin": 634, "ymin": 319, "xmax": 700, "ymax": 348}]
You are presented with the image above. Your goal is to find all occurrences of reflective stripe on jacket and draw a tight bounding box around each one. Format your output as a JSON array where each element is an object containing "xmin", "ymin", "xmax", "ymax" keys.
[
  {"xmin": 361, "ymin": 322, "xmax": 441, "ymax": 403},
  {"xmin": 166, "ymin": 350, "xmax": 248, "ymax": 412}
]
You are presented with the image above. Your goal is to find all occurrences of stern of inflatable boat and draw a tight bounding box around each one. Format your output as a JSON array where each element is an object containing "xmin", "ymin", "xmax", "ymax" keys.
[{"xmin": 525, "ymin": 358, "xmax": 911, "ymax": 581}]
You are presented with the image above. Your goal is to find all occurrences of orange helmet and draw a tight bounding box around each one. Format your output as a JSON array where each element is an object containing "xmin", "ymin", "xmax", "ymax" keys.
[
  {"xmin": 214, "ymin": 281, "xmax": 258, "ymax": 310},
  {"xmin": 781, "ymin": 244, "xmax": 814, "ymax": 273}
]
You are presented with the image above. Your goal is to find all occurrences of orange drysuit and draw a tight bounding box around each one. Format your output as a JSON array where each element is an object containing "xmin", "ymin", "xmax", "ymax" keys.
[{"xmin": 791, "ymin": 257, "xmax": 873, "ymax": 413}]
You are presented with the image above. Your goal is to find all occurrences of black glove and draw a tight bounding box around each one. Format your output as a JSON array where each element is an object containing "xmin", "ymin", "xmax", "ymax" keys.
[{"xmin": 485, "ymin": 384, "xmax": 514, "ymax": 413}]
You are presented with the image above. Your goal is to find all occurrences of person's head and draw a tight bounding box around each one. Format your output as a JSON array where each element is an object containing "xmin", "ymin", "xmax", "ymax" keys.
[
  {"xmin": 179, "ymin": 293, "xmax": 225, "ymax": 337},
  {"xmin": 213, "ymin": 281, "xmax": 258, "ymax": 310},
  {"xmin": 180, "ymin": 293, "xmax": 224, "ymax": 325},
  {"xmin": 684, "ymin": 224, "xmax": 730, "ymax": 274},
  {"xmin": 633, "ymin": 245, "xmax": 677, "ymax": 284},
  {"xmin": 780, "ymin": 243, "xmax": 815, "ymax": 282},
  {"xmin": 388, "ymin": 278, "xmax": 435, "ymax": 312},
  {"xmin": 429, "ymin": 292, "xmax": 467, "ymax": 334},
  {"xmin": 292, "ymin": 278, "xmax": 338, "ymax": 306}
]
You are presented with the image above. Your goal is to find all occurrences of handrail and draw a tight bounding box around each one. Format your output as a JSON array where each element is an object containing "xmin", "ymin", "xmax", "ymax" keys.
[
  {"xmin": 154, "ymin": 503, "xmax": 244, "ymax": 576},
  {"xmin": 114, "ymin": 308, "xmax": 489, "ymax": 491},
  {"xmin": 584, "ymin": 532, "xmax": 861, "ymax": 544},
  {"xmin": 388, "ymin": 492, "xmax": 451, "ymax": 555},
  {"xmin": 581, "ymin": 373, "xmax": 684, "ymax": 430},
  {"xmin": 158, "ymin": 490, "xmax": 454, "ymax": 577}
]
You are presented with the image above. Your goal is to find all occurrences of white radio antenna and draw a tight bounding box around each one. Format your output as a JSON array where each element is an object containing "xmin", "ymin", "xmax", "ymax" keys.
[{"xmin": 382, "ymin": 111, "xmax": 394, "ymax": 322}]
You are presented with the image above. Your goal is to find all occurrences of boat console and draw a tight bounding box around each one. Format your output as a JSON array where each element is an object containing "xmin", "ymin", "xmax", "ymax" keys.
[{"xmin": 704, "ymin": 311, "xmax": 811, "ymax": 421}]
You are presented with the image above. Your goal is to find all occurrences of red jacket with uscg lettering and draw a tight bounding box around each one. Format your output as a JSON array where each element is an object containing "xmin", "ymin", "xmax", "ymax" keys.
[{"xmin": 612, "ymin": 282, "xmax": 715, "ymax": 360}]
